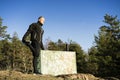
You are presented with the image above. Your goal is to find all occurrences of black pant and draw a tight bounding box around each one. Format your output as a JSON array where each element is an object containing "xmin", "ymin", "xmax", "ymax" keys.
[{"xmin": 28, "ymin": 41, "xmax": 41, "ymax": 73}]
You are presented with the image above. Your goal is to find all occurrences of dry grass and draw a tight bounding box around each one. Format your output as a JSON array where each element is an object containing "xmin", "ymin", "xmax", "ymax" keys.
[
  {"xmin": 0, "ymin": 70, "xmax": 103, "ymax": 80},
  {"xmin": 0, "ymin": 70, "xmax": 63, "ymax": 80}
]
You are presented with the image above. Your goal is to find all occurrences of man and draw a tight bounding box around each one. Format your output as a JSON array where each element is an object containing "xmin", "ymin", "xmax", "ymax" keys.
[{"xmin": 22, "ymin": 16, "xmax": 45, "ymax": 74}]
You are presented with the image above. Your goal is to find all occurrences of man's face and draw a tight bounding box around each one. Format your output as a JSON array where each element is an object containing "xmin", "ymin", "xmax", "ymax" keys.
[{"xmin": 39, "ymin": 17, "xmax": 45, "ymax": 25}]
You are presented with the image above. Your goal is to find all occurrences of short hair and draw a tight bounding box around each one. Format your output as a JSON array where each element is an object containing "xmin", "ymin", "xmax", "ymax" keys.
[{"xmin": 38, "ymin": 16, "xmax": 44, "ymax": 19}]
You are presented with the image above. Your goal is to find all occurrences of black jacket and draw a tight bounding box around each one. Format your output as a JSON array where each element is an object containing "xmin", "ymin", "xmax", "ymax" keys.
[{"xmin": 22, "ymin": 22, "xmax": 44, "ymax": 50}]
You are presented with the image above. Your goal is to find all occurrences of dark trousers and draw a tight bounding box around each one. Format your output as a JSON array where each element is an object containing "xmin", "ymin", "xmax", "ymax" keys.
[
  {"xmin": 32, "ymin": 56, "xmax": 41, "ymax": 73},
  {"xmin": 28, "ymin": 41, "xmax": 41, "ymax": 73}
]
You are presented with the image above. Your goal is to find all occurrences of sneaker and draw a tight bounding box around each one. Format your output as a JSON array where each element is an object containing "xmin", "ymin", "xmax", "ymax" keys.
[
  {"xmin": 36, "ymin": 72, "xmax": 42, "ymax": 75},
  {"xmin": 33, "ymin": 73, "xmax": 37, "ymax": 75}
]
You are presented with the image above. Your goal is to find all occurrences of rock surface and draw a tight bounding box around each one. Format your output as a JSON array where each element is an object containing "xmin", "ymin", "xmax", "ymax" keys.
[
  {"xmin": 40, "ymin": 50, "xmax": 77, "ymax": 75},
  {"xmin": 0, "ymin": 70, "xmax": 105, "ymax": 80},
  {"xmin": 57, "ymin": 73, "xmax": 104, "ymax": 80}
]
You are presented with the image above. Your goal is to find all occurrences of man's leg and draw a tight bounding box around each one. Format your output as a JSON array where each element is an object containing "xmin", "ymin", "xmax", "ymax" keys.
[
  {"xmin": 31, "ymin": 41, "xmax": 41, "ymax": 74},
  {"xmin": 33, "ymin": 56, "xmax": 39, "ymax": 73}
]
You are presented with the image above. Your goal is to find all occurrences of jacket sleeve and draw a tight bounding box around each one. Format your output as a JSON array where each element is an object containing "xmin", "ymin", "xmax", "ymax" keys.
[
  {"xmin": 41, "ymin": 41, "xmax": 44, "ymax": 50},
  {"xmin": 40, "ymin": 30, "xmax": 44, "ymax": 50},
  {"xmin": 22, "ymin": 25, "xmax": 32, "ymax": 46}
]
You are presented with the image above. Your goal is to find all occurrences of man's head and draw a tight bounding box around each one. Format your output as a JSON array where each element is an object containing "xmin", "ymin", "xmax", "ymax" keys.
[{"xmin": 38, "ymin": 16, "xmax": 45, "ymax": 25}]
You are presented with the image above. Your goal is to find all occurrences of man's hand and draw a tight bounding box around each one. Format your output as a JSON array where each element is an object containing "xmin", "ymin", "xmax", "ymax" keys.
[{"xmin": 25, "ymin": 42, "xmax": 31, "ymax": 46}]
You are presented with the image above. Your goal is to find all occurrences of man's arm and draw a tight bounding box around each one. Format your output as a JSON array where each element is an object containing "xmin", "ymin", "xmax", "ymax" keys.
[
  {"xmin": 40, "ymin": 30, "xmax": 44, "ymax": 50},
  {"xmin": 41, "ymin": 41, "xmax": 44, "ymax": 50},
  {"xmin": 22, "ymin": 25, "xmax": 32, "ymax": 46}
]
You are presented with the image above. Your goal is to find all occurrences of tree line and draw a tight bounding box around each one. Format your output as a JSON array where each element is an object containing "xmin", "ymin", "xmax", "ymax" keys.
[{"xmin": 0, "ymin": 14, "xmax": 120, "ymax": 78}]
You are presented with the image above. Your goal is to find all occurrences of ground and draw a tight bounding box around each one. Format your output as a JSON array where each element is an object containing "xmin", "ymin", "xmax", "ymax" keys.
[{"xmin": 0, "ymin": 70, "xmax": 104, "ymax": 80}]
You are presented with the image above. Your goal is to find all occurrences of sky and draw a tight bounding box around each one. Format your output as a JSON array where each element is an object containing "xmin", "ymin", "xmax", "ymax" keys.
[{"xmin": 0, "ymin": 0, "xmax": 120, "ymax": 52}]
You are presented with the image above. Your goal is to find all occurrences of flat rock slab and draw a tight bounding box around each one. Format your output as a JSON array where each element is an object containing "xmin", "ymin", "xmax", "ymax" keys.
[{"xmin": 39, "ymin": 50, "xmax": 77, "ymax": 76}]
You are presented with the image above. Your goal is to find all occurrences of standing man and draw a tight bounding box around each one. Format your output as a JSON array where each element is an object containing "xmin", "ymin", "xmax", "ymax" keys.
[{"xmin": 22, "ymin": 16, "xmax": 45, "ymax": 74}]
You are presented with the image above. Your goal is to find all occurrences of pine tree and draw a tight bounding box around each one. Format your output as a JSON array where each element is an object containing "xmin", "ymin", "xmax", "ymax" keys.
[
  {"xmin": 94, "ymin": 14, "xmax": 120, "ymax": 77},
  {"xmin": 0, "ymin": 17, "xmax": 10, "ymax": 40}
]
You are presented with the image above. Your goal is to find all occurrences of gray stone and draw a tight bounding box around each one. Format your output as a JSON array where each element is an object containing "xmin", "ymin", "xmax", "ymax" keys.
[{"xmin": 38, "ymin": 50, "xmax": 77, "ymax": 76}]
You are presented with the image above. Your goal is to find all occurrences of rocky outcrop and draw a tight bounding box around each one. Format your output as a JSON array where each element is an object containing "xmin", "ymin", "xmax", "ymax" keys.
[
  {"xmin": 57, "ymin": 73, "xmax": 104, "ymax": 80},
  {"xmin": 1, "ymin": 70, "xmax": 119, "ymax": 80}
]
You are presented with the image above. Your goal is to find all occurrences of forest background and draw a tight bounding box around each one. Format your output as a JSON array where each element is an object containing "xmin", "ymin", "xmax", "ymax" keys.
[{"xmin": 0, "ymin": 14, "xmax": 120, "ymax": 79}]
